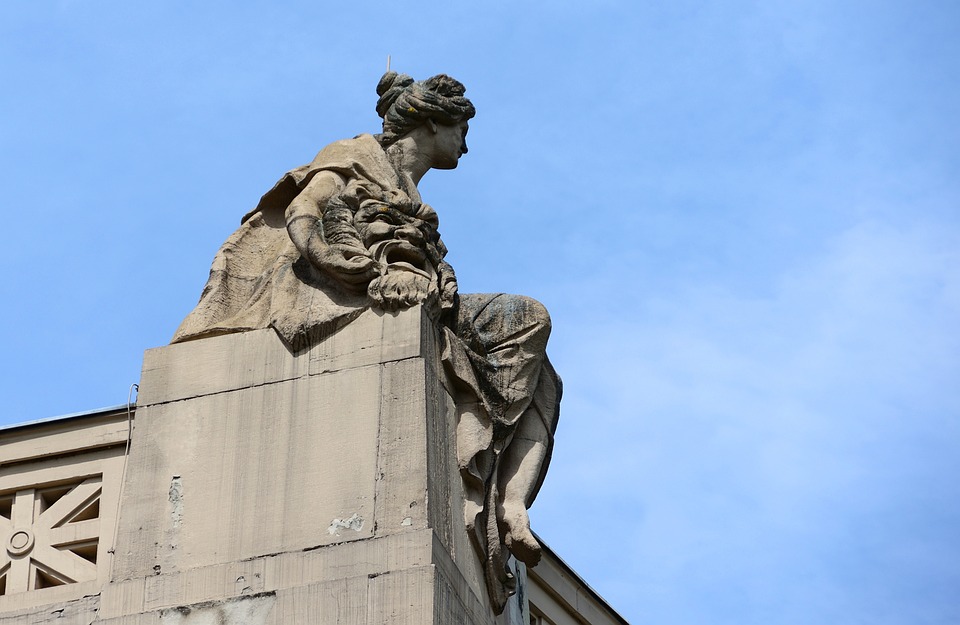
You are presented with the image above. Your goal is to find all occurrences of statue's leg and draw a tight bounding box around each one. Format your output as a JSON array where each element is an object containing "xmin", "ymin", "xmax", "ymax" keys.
[
  {"xmin": 496, "ymin": 402, "xmax": 551, "ymax": 565},
  {"xmin": 454, "ymin": 294, "xmax": 560, "ymax": 566}
]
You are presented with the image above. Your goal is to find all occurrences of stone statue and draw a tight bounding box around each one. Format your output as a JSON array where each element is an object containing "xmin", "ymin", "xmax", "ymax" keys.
[{"xmin": 172, "ymin": 71, "xmax": 561, "ymax": 612}]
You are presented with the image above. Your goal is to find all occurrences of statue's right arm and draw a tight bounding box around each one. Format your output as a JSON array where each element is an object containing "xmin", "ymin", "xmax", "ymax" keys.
[{"xmin": 286, "ymin": 170, "xmax": 379, "ymax": 291}]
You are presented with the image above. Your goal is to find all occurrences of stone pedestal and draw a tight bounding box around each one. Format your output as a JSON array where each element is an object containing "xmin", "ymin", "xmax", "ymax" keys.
[{"xmin": 99, "ymin": 307, "xmax": 524, "ymax": 624}]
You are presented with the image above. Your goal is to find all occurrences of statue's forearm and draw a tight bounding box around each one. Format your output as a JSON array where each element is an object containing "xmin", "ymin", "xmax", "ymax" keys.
[
  {"xmin": 285, "ymin": 172, "xmax": 341, "ymax": 258},
  {"xmin": 285, "ymin": 172, "xmax": 377, "ymax": 290}
]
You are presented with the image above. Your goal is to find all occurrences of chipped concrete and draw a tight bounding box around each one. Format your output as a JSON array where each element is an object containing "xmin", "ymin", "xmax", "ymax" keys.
[
  {"xmin": 159, "ymin": 593, "xmax": 276, "ymax": 624},
  {"xmin": 168, "ymin": 475, "xmax": 184, "ymax": 529},
  {"xmin": 327, "ymin": 513, "xmax": 364, "ymax": 536}
]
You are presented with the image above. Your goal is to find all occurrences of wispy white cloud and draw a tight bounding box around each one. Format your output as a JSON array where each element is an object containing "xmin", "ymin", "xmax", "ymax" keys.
[{"xmin": 538, "ymin": 216, "xmax": 960, "ymax": 622}]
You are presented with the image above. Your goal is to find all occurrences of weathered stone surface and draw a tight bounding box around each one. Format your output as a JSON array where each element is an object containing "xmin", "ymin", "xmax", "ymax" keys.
[
  {"xmin": 171, "ymin": 70, "xmax": 561, "ymax": 611},
  {"xmin": 0, "ymin": 594, "xmax": 100, "ymax": 624},
  {"xmin": 157, "ymin": 593, "xmax": 276, "ymax": 625},
  {"xmin": 141, "ymin": 308, "xmax": 432, "ymax": 407},
  {"xmin": 113, "ymin": 366, "xmax": 381, "ymax": 576},
  {"xmin": 103, "ymin": 307, "xmax": 513, "ymax": 624}
]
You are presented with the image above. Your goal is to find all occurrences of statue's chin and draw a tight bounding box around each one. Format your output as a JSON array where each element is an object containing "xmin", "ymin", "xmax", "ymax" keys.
[
  {"xmin": 431, "ymin": 158, "xmax": 459, "ymax": 170},
  {"xmin": 366, "ymin": 270, "xmax": 440, "ymax": 316}
]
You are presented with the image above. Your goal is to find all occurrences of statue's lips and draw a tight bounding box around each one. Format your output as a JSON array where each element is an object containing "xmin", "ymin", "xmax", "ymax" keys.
[{"xmin": 370, "ymin": 240, "xmax": 432, "ymax": 278}]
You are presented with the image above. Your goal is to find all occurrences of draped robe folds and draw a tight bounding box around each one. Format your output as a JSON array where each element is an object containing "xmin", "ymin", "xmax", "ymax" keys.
[{"xmin": 172, "ymin": 134, "xmax": 561, "ymax": 613}]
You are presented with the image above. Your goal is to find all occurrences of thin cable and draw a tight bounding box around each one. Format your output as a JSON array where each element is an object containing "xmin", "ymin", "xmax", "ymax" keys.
[{"xmin": 108, "ymin": 383, "xmax": 137, "ymax": 565}]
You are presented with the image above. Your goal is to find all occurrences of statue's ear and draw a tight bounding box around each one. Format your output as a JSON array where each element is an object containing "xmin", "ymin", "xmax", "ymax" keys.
[{"xmin": 425, "ymin": 119, "xmax": 439, "ymax": 134}]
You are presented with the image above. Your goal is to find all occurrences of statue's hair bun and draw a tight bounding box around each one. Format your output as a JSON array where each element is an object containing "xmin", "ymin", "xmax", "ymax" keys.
[
  {"xmin": 374, "ymin": 71, "xmax": 475, "ymax": 147},
  {"xmin": 421, "ymin": 74, "xmax": 467, "ymax": 99},
  {"xmin": 375, "ymin": 72, "xmax": 414, "ymax": 117},
  {"xmin": 376, "ymin": 71, "xmax": 412, "ymax": 96}
]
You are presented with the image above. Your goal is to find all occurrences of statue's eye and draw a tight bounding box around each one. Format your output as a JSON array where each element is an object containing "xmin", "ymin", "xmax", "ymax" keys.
[{"xmin": 374, "ymin": 212, "xmax": 398, "ymax": 225}]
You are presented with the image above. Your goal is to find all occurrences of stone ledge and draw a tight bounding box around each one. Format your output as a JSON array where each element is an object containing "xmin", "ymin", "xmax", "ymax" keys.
[
  {"xmin": 101, "ymin": 529, "xmax": 437, "ymax": 619},
  {"xmin": 95, "ymin": 529, "xmax": 494, "ymax": 624},
  {"xmin": 138, "ymin": 307, "xmax": 438, "ymax": 407},
  {"xmin": 0, "ymin": 593, "xmax": 100, "ymax": 625}
]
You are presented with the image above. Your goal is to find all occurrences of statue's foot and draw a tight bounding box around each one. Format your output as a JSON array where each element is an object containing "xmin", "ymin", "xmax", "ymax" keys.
[{"xmin": 501, "ymin": 507, "xmax": 542, "ymax": 566}]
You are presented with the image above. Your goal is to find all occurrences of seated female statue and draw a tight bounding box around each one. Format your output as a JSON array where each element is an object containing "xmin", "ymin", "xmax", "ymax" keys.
[{"xmin": 173, "ymin": 71, "xmax": 561, "ymax": 613}]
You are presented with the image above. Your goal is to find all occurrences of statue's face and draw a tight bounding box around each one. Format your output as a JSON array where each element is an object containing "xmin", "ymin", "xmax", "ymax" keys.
[
  {"xmin": 431, "ymin": 121, "xmax": 469, "ymax": 170},
  {"xmin": 354, "ymin": 204, "xmax": 434, "ymax": 276}
]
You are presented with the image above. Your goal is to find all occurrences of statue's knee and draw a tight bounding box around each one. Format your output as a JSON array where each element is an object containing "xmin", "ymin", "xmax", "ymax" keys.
[
  {"xmin": 520, "ymin": 295, "xmax": 553, "ymax": 334},
  {"xmin": 514, "ymin": 295, "xmax": 551, "ymax": 333},
  {"xmin": 469, "ymin": 293, "xmax": 552, "ymax": 343}
]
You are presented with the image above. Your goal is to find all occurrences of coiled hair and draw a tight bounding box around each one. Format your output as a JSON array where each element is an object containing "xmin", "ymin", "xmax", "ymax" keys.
[{"xmin": 374, "ymin": 71, "xmax": 476, "ymax": 147}]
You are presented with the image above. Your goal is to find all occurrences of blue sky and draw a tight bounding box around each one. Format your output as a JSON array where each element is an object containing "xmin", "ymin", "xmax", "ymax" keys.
[{"xmin": 2, "ymin": 2, "xmax": 958, "ymax": 623}]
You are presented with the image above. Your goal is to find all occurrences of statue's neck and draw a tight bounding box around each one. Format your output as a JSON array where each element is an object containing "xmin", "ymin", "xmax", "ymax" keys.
[{"xmin": 384, "ymin": 135, "xmax": 432, "ymax": 188}]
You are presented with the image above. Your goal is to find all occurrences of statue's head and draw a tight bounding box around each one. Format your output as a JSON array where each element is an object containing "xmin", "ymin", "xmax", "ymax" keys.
[{"xmin": 374, "ymin": 71, "xmax": 476, "ymax": 151}]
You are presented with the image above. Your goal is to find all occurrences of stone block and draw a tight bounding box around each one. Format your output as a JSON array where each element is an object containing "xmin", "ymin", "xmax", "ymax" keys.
[{"xmin": 104, "ymin": 306, "xmax": 510, "ymax": 624}]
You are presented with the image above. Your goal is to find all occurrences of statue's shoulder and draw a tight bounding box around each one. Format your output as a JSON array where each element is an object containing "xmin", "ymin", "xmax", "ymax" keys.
[
  {"xmin": 306, "ymin": 134, "xmax": 386, "ymax": 172},
  {"xmin": 242, "ymin": 135, "xmax": 389, "ymax": 225}
]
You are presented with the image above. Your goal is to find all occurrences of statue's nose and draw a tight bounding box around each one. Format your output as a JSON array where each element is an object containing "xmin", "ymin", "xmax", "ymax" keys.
[{"xmin": 396, "ymin": 224, "xmax": 424, "ymax": 244}]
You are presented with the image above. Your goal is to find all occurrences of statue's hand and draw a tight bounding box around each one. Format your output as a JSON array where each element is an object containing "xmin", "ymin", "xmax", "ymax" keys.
[
  {"xmin": 308, "ymin": 241, "xmax": 380, "ymax": 292},
  {"xmin": 367, "ymin": 269, "xmax": 439, "ymax": 312}
]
